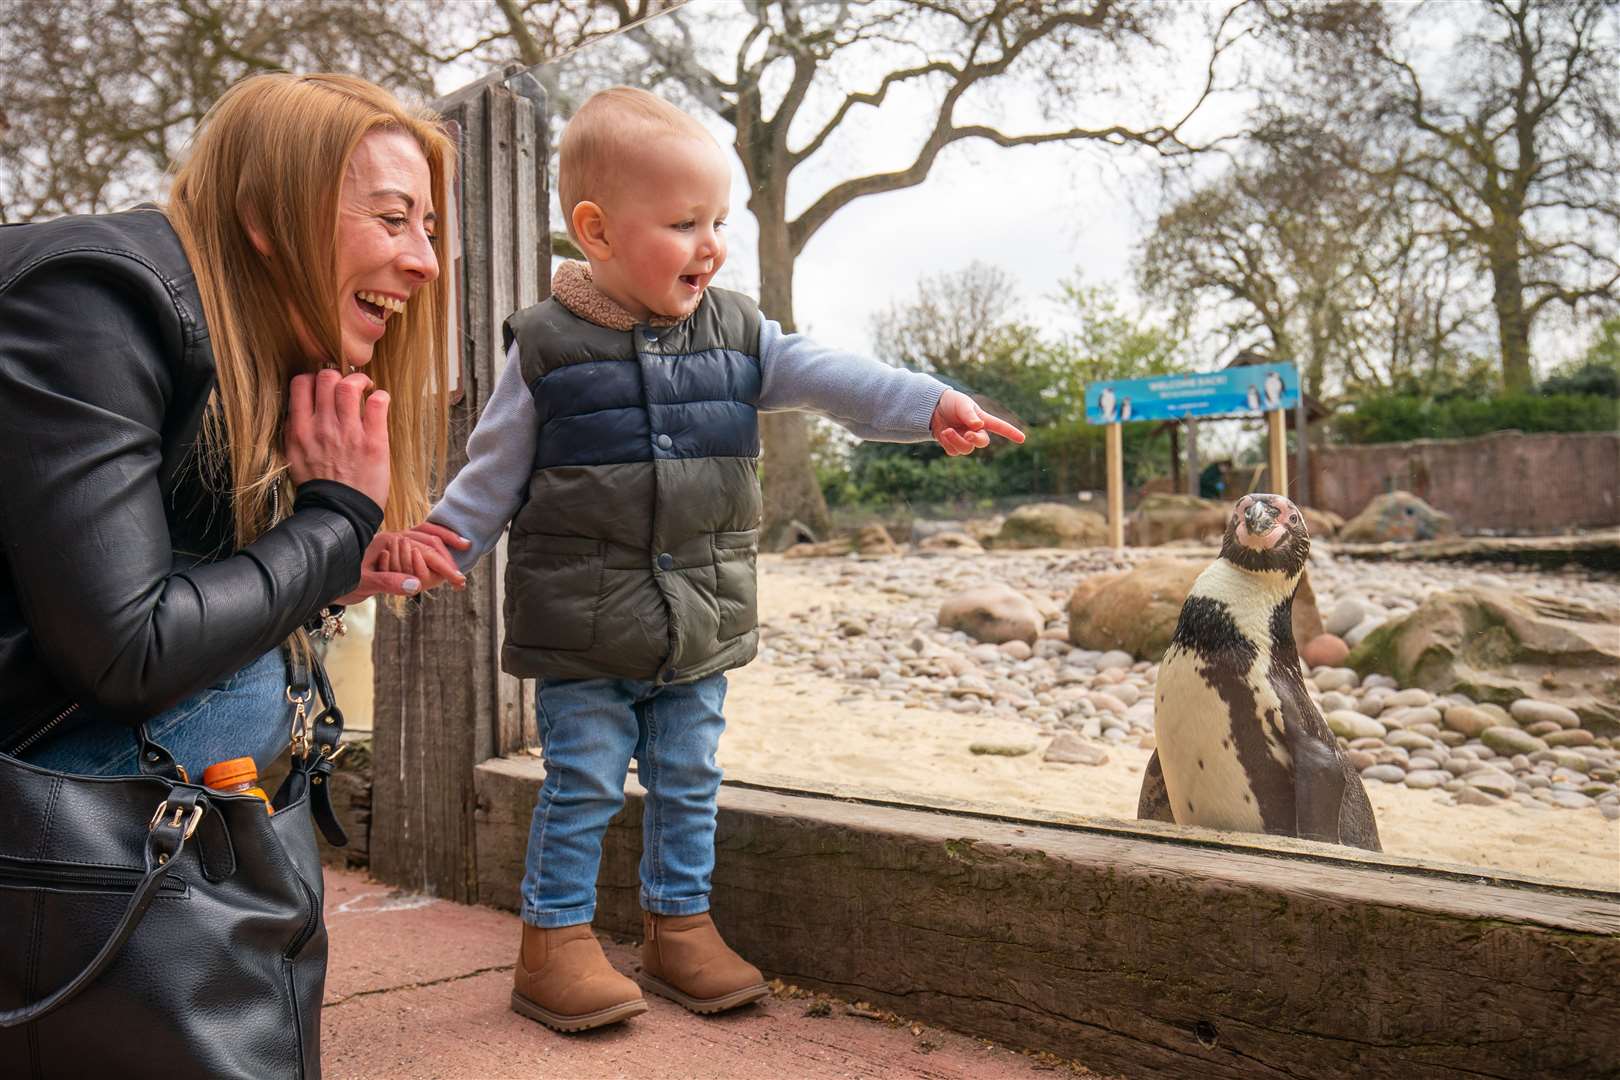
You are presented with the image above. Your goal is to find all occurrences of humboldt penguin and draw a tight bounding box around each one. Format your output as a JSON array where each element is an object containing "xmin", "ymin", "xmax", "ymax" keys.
[{"xmin": 1137, "ymin": 493, "xmax": 1381, "ymax": 851}]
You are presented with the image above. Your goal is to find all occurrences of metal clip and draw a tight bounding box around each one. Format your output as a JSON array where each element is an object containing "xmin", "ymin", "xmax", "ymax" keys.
[{"xmin": 288, "ymin": 686, "xmax": 313, "ymax": 756}]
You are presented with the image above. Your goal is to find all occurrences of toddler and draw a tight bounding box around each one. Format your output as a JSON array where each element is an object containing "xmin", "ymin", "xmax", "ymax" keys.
[{"xmin": 379, "ymin": 86, "xmax": 1021, "ymax": 1033}]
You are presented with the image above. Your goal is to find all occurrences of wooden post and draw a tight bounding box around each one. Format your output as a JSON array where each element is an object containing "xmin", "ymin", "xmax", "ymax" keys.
[
  {"xmin": 1168, "ymin": 425, "xmax": 1181, "ymax": 495},
  {"xmin": 369, "ymin": 71, "xmax": 549, "ymax": 901},
  {"xmin": 1185, "ymin": 418, "xmax": 1200, "ymax": 497},
  {"xmin": 1294, "ymin": 392, "xmax": 1311, "ymax": 506},
  {"xmin": 1268, "ymin": 409, "xmax": 1288, "ymax": 496},
  {"xmin": 1106, "ymin": 422, "xmax": 1124, "ymax": 548}
]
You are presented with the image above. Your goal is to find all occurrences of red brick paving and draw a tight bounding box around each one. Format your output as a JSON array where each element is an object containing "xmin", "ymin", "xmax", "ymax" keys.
[{"xmin": 320, "ymin": 869, "xmax": 1108, "ymax": 1080}]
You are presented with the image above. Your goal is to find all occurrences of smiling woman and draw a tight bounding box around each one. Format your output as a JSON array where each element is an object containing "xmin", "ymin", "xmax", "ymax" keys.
[{"xmin": 0, "ymin": 72, "xmax": 462, "ymax": 1075}]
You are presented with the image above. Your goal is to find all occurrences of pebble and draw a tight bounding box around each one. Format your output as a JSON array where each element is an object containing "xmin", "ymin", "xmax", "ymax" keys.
[
  {"xmin": 1544, "ymin": 729, "xmax": 1596, "ymax": 748},
  {"xmin": 1096, "ymin": 650, "xmax": 1133, "ymax": 671},
  {"xmin": 1457, "ymin": 788, "xmax": 1503, "ymax": 806},
  {"xmin": 1043, "ymin": 731, "xmax": 1109, "ymax": 766},
  {"xmin": 1464, "ymin": 770, "xmax": 1518, "ymax": 798},
  {"xmin": 998, "ymin": 640, "xmax": 1033, "ymax": 661},
  {"xmin": 1312, "ymin": 668, "xmax": 1359, "ymax": 693},
  {"xmin": 1362, "ymin": 764, "xmax": 1406, "ymax": 784},
  {"xmin": 1325, "ymin": 598, "xmax": 1366, "ymax": 637},
  {"xmin": 1327, "ymin": 711, "xmax": 1387, "ymax": 741},
  {"xmin": 969, "ymin": 741, "xmax": 1035, "ymax": 757},
  {"xmin": 1405, "ymin": 770, "xmax": 1450, "ymax": 790},
  {"xmin": 1481, "ymin": 726, "xmax": 1549, "ymax": 756},
  {"xmin": 1387, "ymin": 730, "xmax": 1436, "ymax": 751},
  {"xmin": 1385, "ymin": 688, "xmax": 1433, "ymax": 709},
  {"xmin": 1509, "ymin": 699, "xmax": 1580, "ymax": 729}
]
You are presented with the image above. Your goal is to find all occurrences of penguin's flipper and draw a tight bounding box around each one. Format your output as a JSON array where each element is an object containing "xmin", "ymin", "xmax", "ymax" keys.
[{"xmin": 1137, "ymin": 750, "xmax": 1176, "ymax": 823}]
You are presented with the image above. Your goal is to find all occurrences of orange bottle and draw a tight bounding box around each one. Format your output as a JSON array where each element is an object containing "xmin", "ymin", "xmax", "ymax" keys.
[{"xmin": 201, "ymin": 757, "xmax": 273, "ymax": 814}]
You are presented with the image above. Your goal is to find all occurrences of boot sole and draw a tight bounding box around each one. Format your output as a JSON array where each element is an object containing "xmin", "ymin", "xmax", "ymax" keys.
[
  {"xmin": 510, "ymin": 989, "xmax": 649, "ymax": 1032},
  {"xmin": 639, "ymin": 972, "xmax": 771, "ymax": 1014}
]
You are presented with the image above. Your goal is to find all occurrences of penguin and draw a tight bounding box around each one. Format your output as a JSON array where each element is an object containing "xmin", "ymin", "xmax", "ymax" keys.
[
  {"xmin": 1264, "ymin": 370, "xmax": 1284, "ymax": 408},
  {"xmin": 1136, "ymin": 493, "xmax": 1381, "ymax": 852},
  {"xmin": 1245, "ymin": 384, "xmax": 1261, "ymax": 412},
  {"xmin": 1099, "ymin": 387, "xmax": 1117, "ymax": 422}
]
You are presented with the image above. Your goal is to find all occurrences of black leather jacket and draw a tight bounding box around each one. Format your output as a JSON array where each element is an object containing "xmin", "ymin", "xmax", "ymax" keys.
[{"xmin": 0, "ymin": 207, "xmax": 376, "ymax": 751}]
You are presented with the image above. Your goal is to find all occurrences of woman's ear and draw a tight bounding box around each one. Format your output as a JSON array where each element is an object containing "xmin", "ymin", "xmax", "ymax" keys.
[{"xmin": 571, "ymin": 201, "xmax": 611, "ymax": 261}]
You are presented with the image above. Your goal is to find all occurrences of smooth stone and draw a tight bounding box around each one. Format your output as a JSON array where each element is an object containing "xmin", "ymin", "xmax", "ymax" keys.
[
  {"xmin": 1481, "ymin": 726, "xmax": 1548, "ymax": 756},
  {"xmin": 1510, "ymin": 699, "xmax": 1580, "ymax": 729},
  {"xmin": 1407, "ymin": 756, "xmax": 1440, "ymax": 771},
  {"xmin": 1302, "ymin": 634, "xmax": 1350, "ymax": 668},
  {"xmin": 1089, "ymin": 692, "xmax": 1128, "ymax": 715},
  {"xmin": 1042, "ymin": 732, "xmax": 1109, "ymax": 766},
  {"xmin": 998, "ymin": 640, "xmax": 1033, "ymax": 661},
  {"xmin": 1312, "ymin": 667, "xmax": 1358, "ymax": 693},
  {"xmin": 1398, "ymin": 706, "xmax": 1443, "ymax": 728},
  {"xmin": 1385, "ymin": 688, "xmax": 1433, "ymax": 709},
  {"xmin": 1545, "ymin": 729, "xmax": 1596, "ymax": 748},
  {"xmin": 1524, "ymin": 774, "xmax": 1551, "ymax": 789},
  {"xmin": 1603, "ymin": 804, "xmax": 1620, "ymax": 821},
  {"xmin": 1375, "ymin": 748, "xmax": 1410, "ymax": 766},
  {"xmin": 1443, "ymin": 778, "xmax": 1465, "ymax": 792},
  {"xmin": 969, "ymin": 741, "xmax": 1035, "ymax": 757},
  {"xmin": 1547, "ymin": 790, "xmax": 1596, "ymax": 810},
  {"xmin": 1319, "ymin": 691, "xmax": 1358, "ymax": 714},
  {"xmin": 1524, "ymin": 720, "xmax": 1563, "ymax": 738},
  {"xmin": 1096, "ymin": 650, "xmax": 1134, "ymax": 671},
  {"xmin": 1111, "ymin": 683, "xmax": 1142, "ymax": 707},
  {"xmin": 1345, "ymin": 749, "xmax": 1377, "ymax": 771},
  {"xmin": 1325, "ymin": 598, "xmax": 1366, "ymax": 638},
  {"xmin": 1456, "ymin": 787, "xmax": 1503, "ymax": 806},
  {"xmin": 1552, "ymin": 751, "xmax": 1592, "ymax": 772},
  {"xmin": 1437, "ymin": 730, "xmax": 1468, "ymax": 747},
  {"xmin": 1361, "ymin": 764, "xmax": 1407, "ymax": 784},
  {"xmin": 1343, "ymin": 618, "xmax": 1382, "ymax": 647},
  {"xmin": 1463, "ymin": 770, "xmax": 1518, "ymax": 798},
  {"xmin": 1387, "ymin": 730, "xmax": 1436, "ymax": 751},
  {"xmin": 1445, "ymin": 705, "xmax": 1490, "ymax": 738},
  {"xmin": 1362, "ymin": 674, "xmax": 1399, "ymax": 691},
  {"xmin": 1478, "ymin": 703, "xmax": 1512, "ymax": 724},
  {"xmin": 1327, "ymin": 711, "xmax": 1387, "ymax": 740},
  {"xmin": 1404, "ymin": 769, "xmax": 1450, "ymax": 790}
]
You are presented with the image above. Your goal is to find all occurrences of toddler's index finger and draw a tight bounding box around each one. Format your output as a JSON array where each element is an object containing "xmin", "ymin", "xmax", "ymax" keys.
[{"xmin": 981, "ymin": 413, "xmax": 1025, "ymax": 444}]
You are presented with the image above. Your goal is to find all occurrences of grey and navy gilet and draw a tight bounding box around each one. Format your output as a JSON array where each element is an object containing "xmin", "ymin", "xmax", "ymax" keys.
[{"xmin": 499, "ymin": 287, "xmax": 763, "ymax": 684}]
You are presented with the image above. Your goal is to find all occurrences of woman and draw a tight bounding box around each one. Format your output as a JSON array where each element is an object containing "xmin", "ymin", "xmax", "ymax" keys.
[{"xmin": 0, "ymin": 72, "xmax": 462, "ymax": 779}]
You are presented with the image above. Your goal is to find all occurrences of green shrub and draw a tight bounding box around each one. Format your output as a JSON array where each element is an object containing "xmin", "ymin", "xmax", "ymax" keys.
[{"xmin": 1334, "ymin": 393, "xmax": 1619, "ymax": 444}]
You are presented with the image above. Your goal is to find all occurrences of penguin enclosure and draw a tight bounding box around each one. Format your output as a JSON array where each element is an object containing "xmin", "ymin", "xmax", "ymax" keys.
[{"xmin": 304, "ymin": 69, "xmax": 1620, "ymax": 1080}]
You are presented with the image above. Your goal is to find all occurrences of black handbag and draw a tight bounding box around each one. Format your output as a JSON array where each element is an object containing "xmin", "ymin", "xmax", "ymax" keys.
[{"xmin": 0, "ymin": 646, "xmax": 350, "ymax": 1079}]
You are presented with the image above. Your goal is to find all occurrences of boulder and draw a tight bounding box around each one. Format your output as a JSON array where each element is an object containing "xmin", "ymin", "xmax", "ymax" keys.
[
  {"xmin": 1129, "ymin": 494, "xmax": 1228, "ymax": 547},
  {"xmin": 938, "ymin": 586, "xmax": 1044, "ymax": 645},
  {"xmin": 992, "ymin": 502, "xmax": 1108, "ymax": 549},
  {"xmin": 1348, "ymin": 587, "xmax": 1620, "ymax": 736},
  {"xmin": 782, "ymin": 537, "xmax": 854, "ymax": 559},
  {"xmin": 909, "ymin": 518, "xmax": 968, "ymax": 543},
  {"xmin": 1067, "ymin": 559, "xmax": 1325, "ymax": 662},
  {"xmin": 856, "ymin": 524, "xmax": 901, "ymax": 555},
  {"xmin": 915, "ymin": 531, "xmax": 984, "ymax": 554},
  {"xmin": 1066, "ymin": 559, "xmax": 1203, "ymax": 660},
  {"xmin": 1339, "ymin": 490, "xmax": 1458, "ymax": 543}
]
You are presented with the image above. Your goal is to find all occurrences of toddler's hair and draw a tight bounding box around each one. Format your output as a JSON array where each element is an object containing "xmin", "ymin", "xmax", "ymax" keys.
[{"xmin": 559, "ymin": 86, "xmax": 713, "ymax": 240}]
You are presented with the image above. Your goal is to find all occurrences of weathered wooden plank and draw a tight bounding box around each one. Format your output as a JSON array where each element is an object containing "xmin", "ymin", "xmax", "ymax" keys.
[
  {"xmin": 370, "ymin": 76, "xmax": 548, "ymax": 899},
  {"xmin": 474, "ymin": 757, "xmax": 1620, "ymax": 1080}
]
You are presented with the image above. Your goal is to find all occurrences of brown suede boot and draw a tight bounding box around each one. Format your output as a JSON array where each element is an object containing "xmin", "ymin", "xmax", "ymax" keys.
[
  {"xmin": 638, "ymin": 911, "xmax": 770, "ymax": 1014},
  {"xmin": 510, "ymin": 923, "xmax": 648, "ymax": 1032}
]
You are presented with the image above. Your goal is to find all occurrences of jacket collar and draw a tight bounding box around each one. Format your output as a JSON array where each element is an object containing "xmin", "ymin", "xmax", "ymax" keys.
[{"xmin": 550, "ymin": 260, "xmax": 685, "ymax": 331}]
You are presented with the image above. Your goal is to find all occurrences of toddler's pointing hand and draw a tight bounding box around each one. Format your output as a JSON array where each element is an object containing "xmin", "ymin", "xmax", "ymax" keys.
[{"xmin": 929, "ymin": 389, "xmax": 1024, "ymax": 456}]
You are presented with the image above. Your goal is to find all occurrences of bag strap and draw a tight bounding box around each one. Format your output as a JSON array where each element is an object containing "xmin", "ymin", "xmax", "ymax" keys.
[
  {"xmin": 0, "ymin": 786, "xmax": 205, "ymax": 1028},
  {"xmin": 280, "ymin": 642, "xmax": 348, "ymax": 847}
]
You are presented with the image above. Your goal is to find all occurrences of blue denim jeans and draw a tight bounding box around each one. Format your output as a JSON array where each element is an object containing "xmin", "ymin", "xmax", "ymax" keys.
[
  {"xmin": 521, "ymin": 673, "xmax": 727, "ymax": 929},
  {"xmin": 19, "ymin": 648, "xmax": 292, "ymax": 780}
]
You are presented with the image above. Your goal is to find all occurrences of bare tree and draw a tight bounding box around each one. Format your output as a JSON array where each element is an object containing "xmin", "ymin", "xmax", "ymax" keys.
[
  {"xmin": 0, "ymin": 0, "xmax": 469, "ymax": 222},
  {"xmin": 490, "ymin": 0, "xmax": 1247, "ymax": 541},
  {"xmin": 1287, "ymin": 0, "xmax": 1620, "ymax": 392}
]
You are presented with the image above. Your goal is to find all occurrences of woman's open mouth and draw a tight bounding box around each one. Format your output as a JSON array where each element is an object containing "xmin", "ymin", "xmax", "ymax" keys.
[{"xmin": 354, "ymin": 290, "xmax": 405, "ymax": 328}]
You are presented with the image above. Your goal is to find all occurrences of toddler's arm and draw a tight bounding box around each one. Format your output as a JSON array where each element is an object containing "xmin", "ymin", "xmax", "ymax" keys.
[
  {"xmin": 755, "ymin": 320, "xmax": 946, "ymax": 442},
  {"xmin": 428, "ymin": 342, "xmax": 538, "ymax": 573}
]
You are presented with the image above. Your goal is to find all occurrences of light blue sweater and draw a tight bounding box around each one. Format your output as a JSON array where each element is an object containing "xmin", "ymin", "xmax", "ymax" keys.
[{"xmin": 431, "ymin": 318, "xmax": 949, "ymax": 570}]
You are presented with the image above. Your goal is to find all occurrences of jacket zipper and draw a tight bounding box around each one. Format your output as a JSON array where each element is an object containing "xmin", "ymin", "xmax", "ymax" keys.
[
  {"xmin": 0, "ymin": 857, "xmax": 185, "ymax": 895},
  {"xmin": 8, "ymin": 701, "xmax": 81, "ymax": 756}
]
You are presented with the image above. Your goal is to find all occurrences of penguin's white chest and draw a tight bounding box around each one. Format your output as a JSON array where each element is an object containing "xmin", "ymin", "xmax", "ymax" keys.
[{"xmin": 1154, "ymin": 642, "xmax": 1291, "ymax": 833}]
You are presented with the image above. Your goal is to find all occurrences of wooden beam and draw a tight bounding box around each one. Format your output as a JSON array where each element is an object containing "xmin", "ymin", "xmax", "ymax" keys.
[
  {"xmin": 369, "ymin": 79, "xmax": 549, "ymax": 901},
  {"xmin": 474, "ymin": 759, "xmax": 1620, "ymax": 1080},
  {"xmin": 1268, "ymin": 408, "xmax": 1288, "ymax": 497},
  {"xmin": 1105, "ymin": 422, "xmax": 1124, "ymax": 548}
]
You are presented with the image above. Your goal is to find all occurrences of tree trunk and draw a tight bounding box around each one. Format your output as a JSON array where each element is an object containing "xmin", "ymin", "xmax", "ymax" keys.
[
  {"xmin": 1489, "ymin": 247, "xmax": 1534, "ymax": 393},
  {"xmin": 754, "ymin": 208, "xmax": 830, "ymax": 548}
]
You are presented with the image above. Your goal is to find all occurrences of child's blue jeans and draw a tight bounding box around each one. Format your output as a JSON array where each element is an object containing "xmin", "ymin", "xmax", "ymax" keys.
[{"xmin": 521, "ymin": 673, "xmax": 727, "ymax": 929}]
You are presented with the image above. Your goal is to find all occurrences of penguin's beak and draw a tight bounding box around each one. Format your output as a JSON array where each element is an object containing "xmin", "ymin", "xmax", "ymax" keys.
[
  {"xmin": 1237, "ymin": 497, "xmax": 1287, "ymax": 551},
  {"xmin": 1243, "ymin": 499, "xmax": 1277, "ymax": 535}
]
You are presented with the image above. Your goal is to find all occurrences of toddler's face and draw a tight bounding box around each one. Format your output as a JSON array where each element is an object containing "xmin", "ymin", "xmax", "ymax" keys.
[{"xmin": 597, "ymin": 133, "xmax": 731, "ymax": 321}]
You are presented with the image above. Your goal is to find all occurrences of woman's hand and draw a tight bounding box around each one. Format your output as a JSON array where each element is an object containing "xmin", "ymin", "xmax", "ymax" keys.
[
  {"xmin": 330, "ymin": 525, "xmax": 469, "ymax": 605},
  {"xmin": 285, "ymin": 369, "xmax": 392, "ymax": 510},
  {"xmin": 930, "ymin": 389, "xmax": 1025, "ymax": 456}
]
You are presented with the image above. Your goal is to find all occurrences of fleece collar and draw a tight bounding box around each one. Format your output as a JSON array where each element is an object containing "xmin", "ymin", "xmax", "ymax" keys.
[{"xmin": 550, "ymin": 259, "xmax": 684, "ymax": 331}]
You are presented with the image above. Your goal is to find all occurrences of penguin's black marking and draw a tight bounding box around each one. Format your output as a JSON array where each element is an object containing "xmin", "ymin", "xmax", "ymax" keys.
[{"xmin": 1136, "ymin": 493, "xmax": 1381, "ymax": 852}]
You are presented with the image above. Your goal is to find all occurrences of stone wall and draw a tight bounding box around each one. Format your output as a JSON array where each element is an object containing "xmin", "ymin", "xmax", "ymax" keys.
[{"xmin": 1311, "ymin": 430, "xmax": 1620, "ymax": 534}]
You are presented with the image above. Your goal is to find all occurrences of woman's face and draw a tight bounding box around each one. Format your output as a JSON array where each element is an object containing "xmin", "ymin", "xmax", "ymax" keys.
[{"xmin": 327, "ymin": 129, "xmax": 439, "ymax": 368}]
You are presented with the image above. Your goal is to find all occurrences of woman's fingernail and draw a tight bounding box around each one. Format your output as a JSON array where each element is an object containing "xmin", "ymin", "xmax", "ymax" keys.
[{"xmin": 403, "ymin": 578, "xmax": 421, "ymax": 593}]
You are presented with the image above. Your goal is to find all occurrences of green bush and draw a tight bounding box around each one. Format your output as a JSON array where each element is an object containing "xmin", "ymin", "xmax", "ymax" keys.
[{"xmin": 1334, "ymin": 393, "xmax": 1619, "ymax": 444}]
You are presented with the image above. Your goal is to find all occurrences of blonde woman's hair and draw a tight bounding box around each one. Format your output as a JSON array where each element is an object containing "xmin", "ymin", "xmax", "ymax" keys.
[
  {"xmin": 165, "ymin": 72, "xmax": 452, "ymax": 548},
  {"xmin": 559, "ymin": 86, "xmax": 714, "ymax": 240}
]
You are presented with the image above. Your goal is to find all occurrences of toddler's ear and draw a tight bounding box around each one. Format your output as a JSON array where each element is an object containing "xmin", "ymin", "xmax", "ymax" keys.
[{"xmin": 571, "ymin": 201, "xmax": 611, "ymax": 260}]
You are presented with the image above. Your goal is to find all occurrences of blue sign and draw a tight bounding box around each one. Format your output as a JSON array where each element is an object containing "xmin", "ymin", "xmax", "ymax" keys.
[{"xmin": 1085, "ymin": 363, "xmax": 1299, "ymax": 424}]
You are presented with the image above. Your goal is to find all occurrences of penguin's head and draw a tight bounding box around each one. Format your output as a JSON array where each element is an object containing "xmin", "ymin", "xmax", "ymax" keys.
[{"xmin": 1221, "ymin": 493, "xmax": 1309, "ymax": 577}]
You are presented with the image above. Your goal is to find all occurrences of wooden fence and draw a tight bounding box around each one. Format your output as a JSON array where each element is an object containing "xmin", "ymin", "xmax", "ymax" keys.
[{"xmin": 369, "ymin": 69, "xmax": 549, "ymax": 902}]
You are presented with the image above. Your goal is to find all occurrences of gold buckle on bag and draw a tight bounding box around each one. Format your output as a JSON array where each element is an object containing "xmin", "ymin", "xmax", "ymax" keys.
[
  {"xmin": 287, "ymin": 686, "xmax": 314, "ymax": 756},
  {"xmin": 147, "ymin": 801, "xmax": 204, "ymax": 840}
]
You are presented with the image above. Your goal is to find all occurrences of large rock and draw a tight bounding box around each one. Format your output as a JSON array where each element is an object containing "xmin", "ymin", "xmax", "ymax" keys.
[
  {"xmin": 1129, "ymin": 494, "xmax": 1228, "ymax": 547},
  {"xmin": 1339, "ymin": 491, "xmax": 1458, "ymax": 543},
  {"xmin": 1067, "ymin": 559, "xmax": 1324, "ymax": 661},
  {"xmin": 916, "ymin": 531, "xmax": 984, "ymax": 554},
  {"xmin": 856, "ymin": 524, "xmax": 900, "ymax": 555},
  {"xmin": 938, "ymin": 586, "xmax": 1044, "ymax": 645},
  {"xmin": 992, "ymin": 503, "xmax": 1108, "ymax": 549},
  {"xmin": 1347, "ymin": 587, "xmax": 1620, "ymax": 736}
]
